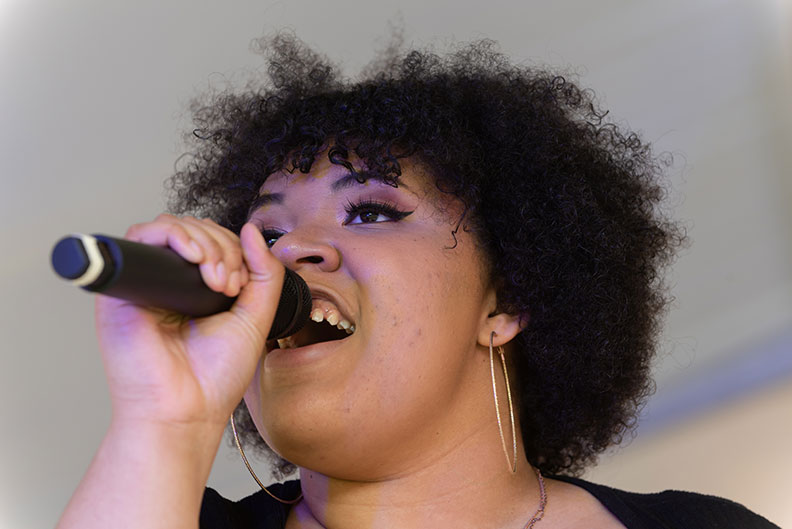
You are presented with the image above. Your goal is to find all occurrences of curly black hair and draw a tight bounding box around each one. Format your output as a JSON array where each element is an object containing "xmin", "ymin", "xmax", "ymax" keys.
[{"xmin": 167, "ymin": 32, "xmax": 686, "ymax": 478}]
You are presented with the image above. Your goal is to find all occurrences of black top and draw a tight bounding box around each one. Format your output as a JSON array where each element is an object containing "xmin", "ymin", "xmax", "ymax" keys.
[{"xmin": 200, "ymin": 476, "xmax": 781, "ymax": 528}]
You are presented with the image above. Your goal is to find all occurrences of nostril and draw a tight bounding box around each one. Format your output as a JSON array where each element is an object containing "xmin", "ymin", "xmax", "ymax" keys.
[{"xmin": 299, "ymin": 256, "xmax": 323, "ymax": 264}]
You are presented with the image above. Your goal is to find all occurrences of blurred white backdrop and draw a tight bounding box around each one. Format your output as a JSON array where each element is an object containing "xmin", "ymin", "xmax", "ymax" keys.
[{"xmin": 1, "ymin": 1, "xmax": 790, "ymax": 528}]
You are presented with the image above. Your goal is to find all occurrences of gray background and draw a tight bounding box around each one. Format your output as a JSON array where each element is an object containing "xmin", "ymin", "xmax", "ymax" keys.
[{"xmin": 2, "ymin": 1, "xmax": 791, "ymax": 527}]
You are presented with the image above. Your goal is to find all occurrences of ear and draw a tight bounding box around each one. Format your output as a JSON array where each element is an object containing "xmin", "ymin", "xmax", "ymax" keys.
[{"xmin": 476, "ymin": 289, "xmax": 529, "ymax": 348}]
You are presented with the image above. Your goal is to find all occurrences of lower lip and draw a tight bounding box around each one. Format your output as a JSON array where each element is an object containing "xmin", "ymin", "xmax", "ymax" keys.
[{"xmin": 263, "ymin": 337, "xmax": 350, "ymax": 370}]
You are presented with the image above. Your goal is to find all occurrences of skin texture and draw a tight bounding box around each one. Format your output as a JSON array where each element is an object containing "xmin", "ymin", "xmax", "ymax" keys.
[
  {"xmin": 238, "ymin": 155, "xmax": 624, "ymax": 528},
  {"xmin": 244, "ymin": 155, "xmax": 522, "ymax": 477}
]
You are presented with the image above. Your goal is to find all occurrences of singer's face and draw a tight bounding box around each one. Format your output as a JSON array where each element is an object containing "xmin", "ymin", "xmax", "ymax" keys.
[{"xmin": 244, "ymin": 154, "xmax": 498, "ymax": 480}]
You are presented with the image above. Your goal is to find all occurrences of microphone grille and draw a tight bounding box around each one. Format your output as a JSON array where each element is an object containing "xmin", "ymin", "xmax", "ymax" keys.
[{"xmin": 267, "ymin": 268, "xmax": 312, "ymax": 340}]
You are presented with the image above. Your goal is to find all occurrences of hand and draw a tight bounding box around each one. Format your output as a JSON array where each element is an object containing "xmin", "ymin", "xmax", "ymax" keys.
[{"xmin": 94, "ymin": 215, "xmax": 283, "ymax": 429}]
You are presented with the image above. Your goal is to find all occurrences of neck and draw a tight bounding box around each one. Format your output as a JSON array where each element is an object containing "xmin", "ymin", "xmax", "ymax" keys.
[{"xmin": 289, "ymin": 426, "xmax": 543, "ymax": 529}]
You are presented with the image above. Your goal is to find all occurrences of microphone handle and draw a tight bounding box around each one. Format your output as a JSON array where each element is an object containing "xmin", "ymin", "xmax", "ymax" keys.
[{"xmin": 51, "ymin": 234, "xmax": 311, "ymax": 340}]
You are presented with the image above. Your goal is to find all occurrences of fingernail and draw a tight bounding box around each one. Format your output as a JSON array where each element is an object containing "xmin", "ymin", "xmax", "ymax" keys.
[
  {"xmin": 188, "ymin": 241, "xmax": 203, "ymax": 261},
  {"xmin": 215, "ymin": 262, "xmax": 227, "ymax": 286}
]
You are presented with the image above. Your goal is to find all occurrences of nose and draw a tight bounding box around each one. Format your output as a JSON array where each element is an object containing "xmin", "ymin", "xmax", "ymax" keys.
[{"xmin": 270, "ymin": 229, "xmax": 342, "ymax": 274}]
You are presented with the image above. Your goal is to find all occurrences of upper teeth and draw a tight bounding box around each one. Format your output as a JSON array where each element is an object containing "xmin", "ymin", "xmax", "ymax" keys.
[
  {"xmin": 275, "ymin": 299, "xmax": 356, "ymax": 350},
  {"xmin": 311, "ymin": 307, "xmax": 355, "ymax": 334}
]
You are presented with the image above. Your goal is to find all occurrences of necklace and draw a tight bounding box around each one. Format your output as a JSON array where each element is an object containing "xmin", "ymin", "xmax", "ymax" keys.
[{"xmin": 523, "ymin": 469, "xmax": 548, "ymax": 529}]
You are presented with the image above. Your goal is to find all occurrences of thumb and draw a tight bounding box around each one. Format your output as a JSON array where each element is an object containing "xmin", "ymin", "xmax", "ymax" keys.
[{"xmin": 231, "ymin": 222, "xmax": 285, "ymax": 347}]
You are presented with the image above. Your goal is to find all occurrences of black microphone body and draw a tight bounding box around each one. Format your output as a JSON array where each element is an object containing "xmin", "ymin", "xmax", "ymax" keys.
[{"xmin": 51, "ymin": 234, "xmax": 311, "ymax": 340}]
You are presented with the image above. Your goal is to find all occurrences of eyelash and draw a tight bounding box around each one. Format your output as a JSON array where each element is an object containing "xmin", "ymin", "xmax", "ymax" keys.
[
  {"xmin": 343, "ymin": 198, "xmax": 413, "ymax": 225},
  {"xmin": 259, "ymin": 199, "xmax": 414, "ymax": 247}
]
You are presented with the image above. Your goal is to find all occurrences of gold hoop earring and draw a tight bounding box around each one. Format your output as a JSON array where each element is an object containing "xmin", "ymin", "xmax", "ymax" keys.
[
  {"xmin": 229, "ymin": 413, "xmax": 303, "ymax": 505},
  {"xmin": 490, "ymin": 331, "xmax": 517, "ymax": 473}
]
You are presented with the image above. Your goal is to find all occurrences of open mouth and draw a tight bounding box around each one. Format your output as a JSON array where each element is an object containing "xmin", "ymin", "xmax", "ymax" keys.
[{"xmin": 271, "ymin": 299, "xmax": 356, "ymax": 350}]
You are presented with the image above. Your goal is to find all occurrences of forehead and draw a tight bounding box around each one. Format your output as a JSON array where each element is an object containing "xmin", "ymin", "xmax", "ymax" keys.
[
  {"xmin": 256, "ymin": 155, "xmax": 434, "ymax": 200},
  {"xmin": 262, "ymin": 159, "xmax": 378, "ymax": 190}
]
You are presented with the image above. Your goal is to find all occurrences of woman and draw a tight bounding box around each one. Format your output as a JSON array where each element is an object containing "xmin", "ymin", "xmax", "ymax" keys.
[{"xmin": 56, "ymin": 35, "xmax": 779, "ymax": 528}]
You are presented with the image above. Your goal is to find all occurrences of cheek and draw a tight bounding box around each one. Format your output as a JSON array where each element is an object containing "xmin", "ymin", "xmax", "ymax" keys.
[
  {"xmin": 358, "ymin": 260, "xmax": 480, "ymax": 394},
  {"xmin": 363, "ymin": 233, "xmax": 485, "ymax": 339}
]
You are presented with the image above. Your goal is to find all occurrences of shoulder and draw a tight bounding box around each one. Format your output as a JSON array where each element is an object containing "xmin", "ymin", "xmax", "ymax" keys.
[
  {"xmin": 551, "ymin": 475, "xmax": 781, "ymax": 529},
  {"xmin": 199, "ymin": 481, "xmax": 299, "ymax": 529}
]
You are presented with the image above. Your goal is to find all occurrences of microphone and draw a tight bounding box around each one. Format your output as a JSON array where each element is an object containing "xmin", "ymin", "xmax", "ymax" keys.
[{"xmin": 50, "ymin": 234, "xmax": 312, "ymax": 340}]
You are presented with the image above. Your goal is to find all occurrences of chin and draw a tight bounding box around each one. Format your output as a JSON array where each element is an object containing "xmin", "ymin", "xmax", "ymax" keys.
[{"xmin": 256, "ymin": 408, "xmax": 383, "ymax": 480}]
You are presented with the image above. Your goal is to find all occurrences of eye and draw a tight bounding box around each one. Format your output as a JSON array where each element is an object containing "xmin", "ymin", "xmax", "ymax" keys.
[
  {"xmin": 343, "ymin": 199, "xmax": 414, "ymax": 225},
  {"xmin": 260, "ymin": 229, "xmax": 284, "ymax": 248}
]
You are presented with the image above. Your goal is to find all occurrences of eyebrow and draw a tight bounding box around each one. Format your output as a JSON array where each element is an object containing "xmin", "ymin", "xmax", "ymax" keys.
[{"xmin": 247, "ymin": 170, "xmax": 407, "ymax": 214}]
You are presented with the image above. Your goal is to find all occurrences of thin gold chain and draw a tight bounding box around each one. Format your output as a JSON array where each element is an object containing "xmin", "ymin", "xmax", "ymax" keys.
[{"xmin": 524, "ymin": 468, "xmax": 548, "ymax": 528}]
